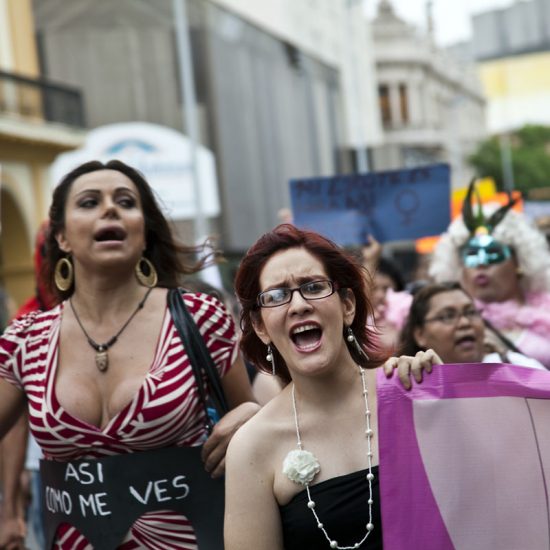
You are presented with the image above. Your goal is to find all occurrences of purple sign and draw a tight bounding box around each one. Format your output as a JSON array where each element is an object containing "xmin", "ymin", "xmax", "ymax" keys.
[{"xmin": 378, "ymin": 363, "xmax": 550, "ymax": 549}]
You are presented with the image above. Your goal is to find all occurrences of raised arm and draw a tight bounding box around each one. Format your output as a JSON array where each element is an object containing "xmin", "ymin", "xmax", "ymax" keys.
[{"xmin": 224, "ymin": 426, "xmax": 283, "ymax": 550}]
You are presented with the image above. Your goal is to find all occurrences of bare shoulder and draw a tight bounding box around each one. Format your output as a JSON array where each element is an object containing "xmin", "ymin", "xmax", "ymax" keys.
[
  {"xmin": 225, "ymin": 391, "xmax": 289, "ymax": 549},
  {"xmin": 227, "ymin": 388, "xmax": 291, "ymax": 465}
]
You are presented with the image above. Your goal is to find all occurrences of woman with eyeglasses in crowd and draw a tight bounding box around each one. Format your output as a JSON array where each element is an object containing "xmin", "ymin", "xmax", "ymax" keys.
[
  {"xmin": 429, "ymin": 181, "xmax": 550, "ymax": 369},
  {"xmin": 224, "ymin": 224, "xmax": 437, "ymax": 550},
  {"xmin": 399, "ymin": 281, "xmax": 545, "ymax": 369}
]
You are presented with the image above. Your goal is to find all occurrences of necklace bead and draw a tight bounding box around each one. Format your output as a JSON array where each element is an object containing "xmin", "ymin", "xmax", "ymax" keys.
[{"xmin": 286, "ymin": 366, "xmax": 375, "ymax": 549}]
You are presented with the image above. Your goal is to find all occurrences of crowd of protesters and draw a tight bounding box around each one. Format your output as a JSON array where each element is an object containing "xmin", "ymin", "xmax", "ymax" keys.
[{"xmin": 1, "ymin": 163, "xmax": 550, "ymax": 549}]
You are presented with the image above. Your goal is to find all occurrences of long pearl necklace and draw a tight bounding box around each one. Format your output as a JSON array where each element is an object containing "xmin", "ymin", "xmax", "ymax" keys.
[{"xmin": 288, "ymin": 366, "xmax": 375, "ymax": 550}]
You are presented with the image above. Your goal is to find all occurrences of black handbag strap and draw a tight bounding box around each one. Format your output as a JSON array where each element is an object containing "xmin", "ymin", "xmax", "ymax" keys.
[
  {"xmin": 483, "ymin": 317, "xmax": 523, "ymax": 355},
  {"xmin": 168, "ymin": 288, "xmax": 229, "ymax": 431}
]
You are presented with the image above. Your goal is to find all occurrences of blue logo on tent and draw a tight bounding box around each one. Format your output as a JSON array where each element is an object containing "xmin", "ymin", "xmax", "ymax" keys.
[{"xmin": 105, "ymin": 140, "xmax": 157, "ymax": 154}]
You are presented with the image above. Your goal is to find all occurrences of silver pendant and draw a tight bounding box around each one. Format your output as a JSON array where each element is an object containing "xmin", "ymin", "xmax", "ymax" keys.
[{"xmin": 95, "ymin": 349, "xmax": 109, "ymax": 372}]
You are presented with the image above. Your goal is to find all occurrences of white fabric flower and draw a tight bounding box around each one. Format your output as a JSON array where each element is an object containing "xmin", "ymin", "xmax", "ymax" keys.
[{"xmin": 282, "ymin": 449, "xmax": 320, "ymax": 485}]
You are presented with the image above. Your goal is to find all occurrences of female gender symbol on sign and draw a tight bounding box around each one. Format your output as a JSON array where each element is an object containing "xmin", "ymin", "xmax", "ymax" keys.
[
  {"xmin": 394, "ymin": 188, "xmax": 420, "ymax": 225},
  {"xmin": 290, "ymin": 163, "xmax": 450, "ymax": 242}
]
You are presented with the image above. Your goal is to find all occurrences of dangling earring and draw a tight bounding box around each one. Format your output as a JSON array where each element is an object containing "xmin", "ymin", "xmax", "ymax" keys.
[
  {"xmin": 346, "ymin": 326, "xmax": 370, "ymax": 360},
  {"xmin": 54, "ymin": 257, "xmax": 74, "ymax": 292},
  {"xmin": 516, "ymin": 267, "xmax": 524, "ymax": 277},
  {"xmin": 266, "ymin": 344, "xmax": 276, "ymax": 376},
  {"xmin": 135, "ymin": 256, "xmax": 158, "ymax": 288}
]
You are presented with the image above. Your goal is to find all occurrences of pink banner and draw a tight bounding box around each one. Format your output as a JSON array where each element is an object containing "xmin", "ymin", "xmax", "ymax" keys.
[{"xmin": 378, "ymin": 363, "xmax": 550, "ymax": 549}]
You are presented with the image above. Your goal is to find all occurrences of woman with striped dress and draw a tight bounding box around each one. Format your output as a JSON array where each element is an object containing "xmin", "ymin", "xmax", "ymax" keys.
[{"xmin": 0, "ymin": 160, "xmax": 258, "ymax": 549}]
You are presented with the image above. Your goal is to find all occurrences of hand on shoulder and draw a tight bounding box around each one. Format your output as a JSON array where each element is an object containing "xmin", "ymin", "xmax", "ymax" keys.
[{"xmin": 383, "ymin": 349, "xmax": 443, "ymax": 390}]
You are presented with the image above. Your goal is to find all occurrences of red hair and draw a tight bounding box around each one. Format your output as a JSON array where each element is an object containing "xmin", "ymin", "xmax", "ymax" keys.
[
  {"xmin": 14, "ymin": 221, "xmax": 57, "ymax": 320},
  {"xmin": 234, "ymin": 224, "xmax": 385, "ymax": 383}
]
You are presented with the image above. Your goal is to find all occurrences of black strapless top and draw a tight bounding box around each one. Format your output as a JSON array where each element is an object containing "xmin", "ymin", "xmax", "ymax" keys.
[{"xmin": 279, "ymin": 466, "xmax": 382, "ymax": 549}]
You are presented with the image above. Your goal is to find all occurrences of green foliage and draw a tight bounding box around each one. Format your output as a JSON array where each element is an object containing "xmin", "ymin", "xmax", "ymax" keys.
[{"xmin": 468, "ymin": 124, "xmax": 550, "ymax": 193}]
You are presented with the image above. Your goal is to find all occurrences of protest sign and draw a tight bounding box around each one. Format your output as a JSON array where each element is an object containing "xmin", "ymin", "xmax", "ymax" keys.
[
  {"xmin": 289, "ymin": 164, "xmax": 450, "ymax": 244},
  {"xmin": 378, "ymin": 364, "xmax": 550, "ymax": 549},
  {"xmin": 41, "ymin": 446, "xmax": 223, "ymax": 550}
]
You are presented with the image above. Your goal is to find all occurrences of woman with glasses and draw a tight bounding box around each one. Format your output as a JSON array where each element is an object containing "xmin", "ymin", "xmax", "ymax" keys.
[
  {"xmin": 224, "ymin": 224, "xmax": 438, "ymax": 550},
  {"xmin": 429, "ymin": 181, "xmax": 550, "ymax": 368},
  {"xmin": 400, "ymin": 281, "xmax": 545, "ymax": 369}
]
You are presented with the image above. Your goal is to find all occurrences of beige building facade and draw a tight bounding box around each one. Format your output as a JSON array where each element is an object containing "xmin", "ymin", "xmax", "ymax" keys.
[
  {"xmin": 32, "ymin": 0, "xmax": 384, "ymax": 250},
  {"xmin": 0, "ymin": 0, "xmax": 84, "ymax": 307},
  {"xmin": 472, "ymin": 0, "xmax": 550, "ymax": 133},
  {"xmin": 370, "ymin": 0, "xmax": 487, "ymax": 188}
]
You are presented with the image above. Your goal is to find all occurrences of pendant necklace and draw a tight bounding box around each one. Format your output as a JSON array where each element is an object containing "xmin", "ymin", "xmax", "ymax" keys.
[
  {"xmin": 69, "ymin": 287, "xmax": 153, "ymax": 372},
  {"xmin": 282, "ymin": 366, "xmax": 375, "ymax": 549}
]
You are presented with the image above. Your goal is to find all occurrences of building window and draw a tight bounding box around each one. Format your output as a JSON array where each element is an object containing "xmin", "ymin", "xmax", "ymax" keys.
[
  {"xmin": 378, "ymin": 84, "xmax": 391, "ymax": 126},
  {"xmin": 399, "ymin": 84, "xmax": 409, "ymax": 124}
]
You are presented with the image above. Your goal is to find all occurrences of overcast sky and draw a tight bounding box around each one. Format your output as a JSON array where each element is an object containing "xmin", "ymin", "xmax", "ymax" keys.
[{"xmin": 365, "ymin": 0, "xmax": 515, "ymax": 46}]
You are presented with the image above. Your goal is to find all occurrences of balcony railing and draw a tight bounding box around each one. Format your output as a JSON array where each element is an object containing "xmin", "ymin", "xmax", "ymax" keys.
[{"xmin": 0, "ymin": 69, "xmax": 85, "ymax": 128}]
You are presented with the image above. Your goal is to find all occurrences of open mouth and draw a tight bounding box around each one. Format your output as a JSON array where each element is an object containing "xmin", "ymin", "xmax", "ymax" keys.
[
  {"xmin": 474, "ymin": 274, "xmax": 489, "ymax": 286},
  {"xmin": 455, "ymin": 335, "xmax": 476, "ymax": 347},
  {"xmin": 290, "ymin": 323, "xmax": 322, "ymax": 351},
  {"xmin": 94, "ymin": 227, "xmax": 126, "ymax": 242}
]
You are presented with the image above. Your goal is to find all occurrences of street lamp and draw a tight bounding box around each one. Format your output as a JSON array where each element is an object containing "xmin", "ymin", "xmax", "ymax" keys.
[{"xmin": 173, "ymin": 0, "xmax": 207, "ymax": 241}]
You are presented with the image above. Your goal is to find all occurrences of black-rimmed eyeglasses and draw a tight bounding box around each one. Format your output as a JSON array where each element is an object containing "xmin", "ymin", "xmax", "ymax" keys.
[{"xmin": 257, "ymin": 279, "xmax": 337, "ymax": 308}]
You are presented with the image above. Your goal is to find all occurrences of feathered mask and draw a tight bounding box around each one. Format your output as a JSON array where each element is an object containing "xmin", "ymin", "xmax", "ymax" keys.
[{"xmin": 460, "ymin": 179, "xmax": 517, "ymax": 268}]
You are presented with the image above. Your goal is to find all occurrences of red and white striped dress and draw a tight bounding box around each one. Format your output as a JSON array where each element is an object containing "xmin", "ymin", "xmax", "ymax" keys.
[{"xmin": 0, "ymin": 291, "xmax": 237, "ymax": 549}]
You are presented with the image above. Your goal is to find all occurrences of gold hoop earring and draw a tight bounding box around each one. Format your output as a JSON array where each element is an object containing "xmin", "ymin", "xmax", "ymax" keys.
[
  {"xmin": 54, "ymin": 257, "xmax": 74, "ymax": 292},
  {"xmin": 135, "ymin": 256, "xmax": 158, "ymax": 288}
]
